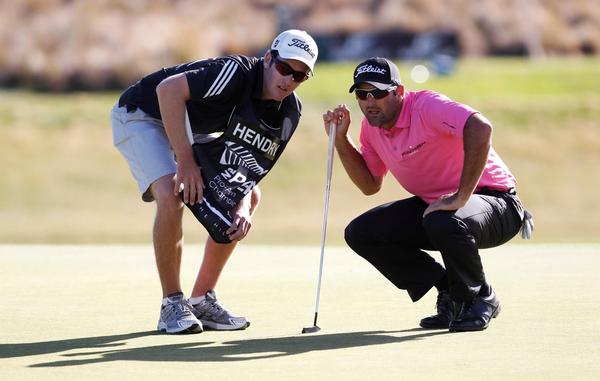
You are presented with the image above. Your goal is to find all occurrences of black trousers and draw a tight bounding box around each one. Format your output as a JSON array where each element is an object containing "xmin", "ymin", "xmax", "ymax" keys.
[{"xmin": 344, "ymin": 189, "xmax": 524, "ymax": 303}]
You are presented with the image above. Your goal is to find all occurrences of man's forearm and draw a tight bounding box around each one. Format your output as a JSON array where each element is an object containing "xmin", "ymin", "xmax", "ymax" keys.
[
  {"xmin": 157, "ymin": 74, "xmax": 194, "ymax": 162},
  {"xmin": 236, "ymin": 189, "xmax": 253, "ymax": 212},
  {"xmin": 236, "ymin": 185, "xmax": 260, "ymax": 215},
  {"xmin": 335, "ymin": 136, "xmax": 382, "ymax": 195},
  {"xmin": 457, "ymin": 114, "xmax": 492, "ymax": 201}
]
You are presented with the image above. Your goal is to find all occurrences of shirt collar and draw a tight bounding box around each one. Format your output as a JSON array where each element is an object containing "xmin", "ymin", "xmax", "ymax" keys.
[{"xmin": 252, "ymin": 59, "xmax": 265, "ymax": 100}]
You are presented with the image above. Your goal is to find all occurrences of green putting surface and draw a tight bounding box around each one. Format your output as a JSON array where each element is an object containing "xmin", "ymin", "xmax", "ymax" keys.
[{"xmin": 1, "ymin": 244, "xmax": 599, "ymax": 380}]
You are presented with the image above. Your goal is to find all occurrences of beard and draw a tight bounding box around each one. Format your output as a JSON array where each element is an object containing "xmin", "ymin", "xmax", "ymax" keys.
[
  {"xmin": 361, "ymin": 100, "xmax": 402, "ymax": 129},
  {"xmin": 364, "ymin": 109, "xmax": 394, "ymax": 128}
]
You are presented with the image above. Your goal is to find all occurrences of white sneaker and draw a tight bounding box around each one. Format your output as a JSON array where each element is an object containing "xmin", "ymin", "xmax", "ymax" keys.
[
  {"xmin": 190, "ymin": 290, "xmax": 249, "ymax": 330},
  {"xmin": 157, "ymin": 293, "xmax": 203, "ymax": 334}
]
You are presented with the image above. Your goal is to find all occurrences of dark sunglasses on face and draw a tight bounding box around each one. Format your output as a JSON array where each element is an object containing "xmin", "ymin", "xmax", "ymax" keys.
[
  {"xmin": 273, "ymin": 57, "xmax": 310, "ymax": 83},
  {"xmin": 355, "ymin": 88, "xmax": 394, "ymax": 100}
]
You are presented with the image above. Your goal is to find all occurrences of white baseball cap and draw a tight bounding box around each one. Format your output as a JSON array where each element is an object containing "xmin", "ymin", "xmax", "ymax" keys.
[{"xmin": 271, "ymin": 29, "xmax": 318, "ymax": 74}]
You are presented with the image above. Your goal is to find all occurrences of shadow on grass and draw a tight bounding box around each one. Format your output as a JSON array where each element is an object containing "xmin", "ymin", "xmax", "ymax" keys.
[
  {"xmin": 0, "ymin": 331, "xmax": 162, "ymax": 359},
  {"xmin": 6, "ymin": 328, "xmax": 450, "ymax": 367}
]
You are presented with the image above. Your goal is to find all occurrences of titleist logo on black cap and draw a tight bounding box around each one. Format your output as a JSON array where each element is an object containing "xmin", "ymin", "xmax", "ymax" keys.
[
  {"xmin": 288, "ymin": 38, "xmax": 316, "ymax": 58},
  {"xmin": 355, "ymin": 64, "xmax": 386, "ymax": 77}
]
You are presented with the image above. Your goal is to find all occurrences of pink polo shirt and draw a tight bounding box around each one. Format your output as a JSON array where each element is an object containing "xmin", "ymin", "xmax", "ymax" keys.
[{"xmin": 359, "ymin": 90, "xmax": 516, "ymax": 204}]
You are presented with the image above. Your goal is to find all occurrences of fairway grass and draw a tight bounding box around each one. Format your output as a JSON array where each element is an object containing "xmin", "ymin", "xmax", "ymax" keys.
[{"xmin": 1, "ymin": 244, "xmax": 599, "ymax": 380}]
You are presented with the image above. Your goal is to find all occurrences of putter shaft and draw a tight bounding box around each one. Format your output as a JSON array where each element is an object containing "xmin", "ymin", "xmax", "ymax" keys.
[{"xmin": 305, "ymin": 121, "xmax": 336, "ymax": 332}]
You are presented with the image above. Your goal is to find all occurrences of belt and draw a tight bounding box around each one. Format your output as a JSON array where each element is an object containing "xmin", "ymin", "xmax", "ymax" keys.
[{"xmin": 477, "ymin": 187, "xmax": 516, "ymax": 196}]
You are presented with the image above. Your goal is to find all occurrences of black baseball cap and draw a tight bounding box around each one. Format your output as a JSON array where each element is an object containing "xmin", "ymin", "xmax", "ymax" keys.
[{"xmin": 348, "ymin": 57, "xmax": 401, "ymax": 93}]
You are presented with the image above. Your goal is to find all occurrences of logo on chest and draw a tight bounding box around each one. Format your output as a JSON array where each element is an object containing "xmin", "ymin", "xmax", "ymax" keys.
[
  {"xmin": 401, "ymin": 141, "xmax": 426, "ymax": 158},
  {"xmin": 220, "ymin": 141, "xmax": 269, "ymax": 176},
  {"xmin": 231, "ymin": 123, "xmax": 281, "ymax": 160}
]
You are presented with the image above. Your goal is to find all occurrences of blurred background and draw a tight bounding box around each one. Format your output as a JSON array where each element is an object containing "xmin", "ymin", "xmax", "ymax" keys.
[
  {"xmin": 2, "ymin": 0, "xmax": 599, "ymax": 90},
  {"xmin": 1, "ymin": 0, "xmax": 599, "ymax": 245}
]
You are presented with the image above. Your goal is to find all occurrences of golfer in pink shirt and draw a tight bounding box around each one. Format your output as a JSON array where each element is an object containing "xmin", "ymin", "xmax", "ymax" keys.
[{"xmin": 323, "ymin": 57, "xmax": 532, "ymax": 332}]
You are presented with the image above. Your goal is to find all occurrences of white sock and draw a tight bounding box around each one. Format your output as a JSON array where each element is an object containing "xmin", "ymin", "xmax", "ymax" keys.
[
  {"xmin": 189, "ymin": 295, "xmax": 206, "ymax": 305},
  {"xmin": 162, "ymin": 292, "xmax": 184, "ymax": 306}
]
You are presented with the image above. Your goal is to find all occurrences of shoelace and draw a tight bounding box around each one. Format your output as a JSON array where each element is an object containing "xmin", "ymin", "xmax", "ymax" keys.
[
  {"xmin": 191, "ymin": 296, "xmax": 227, "ymax": 321},
  {"xmin": 458, "ymin": 300, "xmax": 475, "ymax": 319},
  {"xmin": 203, "ymin": 298, "xmax": 225, "ymax": 314},
  {"xmin": 166, "ymin": 300, "xmax": 194, "ymax": 319}
]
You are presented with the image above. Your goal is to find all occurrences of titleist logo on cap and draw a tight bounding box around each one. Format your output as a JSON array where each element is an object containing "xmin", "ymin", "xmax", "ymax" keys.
[
  {"xmin": 288, "ymin": 38, "xmax": 316, "ymax": 58},
  {"xmin": 355, "ymin": 64, "xmax": 386, "ymax": 77}
]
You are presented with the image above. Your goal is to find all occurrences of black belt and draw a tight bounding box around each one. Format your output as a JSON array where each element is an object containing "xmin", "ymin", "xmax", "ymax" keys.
[{"xmin": 477, "ymin": 187, "xmax": 516, "ymax": 196}]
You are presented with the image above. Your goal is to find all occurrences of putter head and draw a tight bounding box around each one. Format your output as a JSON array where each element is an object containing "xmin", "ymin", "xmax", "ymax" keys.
[{"xmin": 301, "ymin": 326, "xmax": 321, "ymax": 334}]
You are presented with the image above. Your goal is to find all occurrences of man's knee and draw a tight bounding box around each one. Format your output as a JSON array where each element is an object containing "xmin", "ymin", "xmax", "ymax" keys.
[
  {"xmin": 344, "ymin": 217, "xmax": 369, "ymax": 250},
  {"xmin": 156, "ymin": 193, "xmax": 184, "ymax": 215},
  {"xmin": 151, "ymin": 177, "xmax": 184, "ymax": 216}
]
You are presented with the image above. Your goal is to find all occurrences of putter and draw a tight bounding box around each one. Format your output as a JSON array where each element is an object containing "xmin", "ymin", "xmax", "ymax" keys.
[{"xmin": 302, "ymin": 120, "xmax": 336, "ymax": 334}]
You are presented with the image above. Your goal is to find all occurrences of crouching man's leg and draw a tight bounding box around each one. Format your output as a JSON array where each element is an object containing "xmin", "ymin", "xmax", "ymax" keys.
[
  {"xmin": 422, "ymin": 191, "xmax": 523, "ymax": 332},
  {"xmin": 344, "ymin": 197, "xmax": 447, "ymax": 301}
]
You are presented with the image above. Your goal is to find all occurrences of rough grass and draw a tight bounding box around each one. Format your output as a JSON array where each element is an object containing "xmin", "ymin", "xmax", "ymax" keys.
[{"xmin": 1, "ymin": 57, "xmax": 599, "ymax": 244}]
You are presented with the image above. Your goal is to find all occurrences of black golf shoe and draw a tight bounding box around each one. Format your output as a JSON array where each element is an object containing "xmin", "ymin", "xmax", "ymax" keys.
[
  {"xmin": 449, "ymin": 289, "xmax": 501, "ymax": 332},
  {"xmin": 419, "ymin": 290, "xmax": 459, "ymax": 329}
]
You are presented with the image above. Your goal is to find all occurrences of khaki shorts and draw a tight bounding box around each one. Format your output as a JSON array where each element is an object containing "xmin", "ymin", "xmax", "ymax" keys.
[{"xmin": 110, "ymin": 104, "xmax": 176, "ymax": 202}]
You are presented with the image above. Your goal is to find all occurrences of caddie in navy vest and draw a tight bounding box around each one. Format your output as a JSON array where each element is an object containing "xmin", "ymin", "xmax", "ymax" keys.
[{"xmin": 111, "ymin": 29, "xmax": 318, "ymax": 334}]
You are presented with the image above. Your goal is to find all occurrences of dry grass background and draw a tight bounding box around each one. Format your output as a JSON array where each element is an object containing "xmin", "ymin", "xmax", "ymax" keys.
[{"xmin": 1, "ymin": 0, "xmax": 599, "ymax": 90}]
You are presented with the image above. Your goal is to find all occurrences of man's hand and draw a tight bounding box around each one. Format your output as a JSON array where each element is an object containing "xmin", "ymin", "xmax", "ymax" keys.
[
  {"xmin": 323, "ymin": 104, "xmax": 351, "ymax": 141},
  {"xmin": 322, "ymin": 104, "xmax": 383, "ymax": 195},
  {"xmin": 423, "ymin": 193, "xmax": 469, "ymax": 217},
  {"xmin": 174, "ymin": 155, "xmax": 204, "ymax": 205},
  {"xmin": 226, "ymin": 203, "xmax": 252, "ymax": 241}
]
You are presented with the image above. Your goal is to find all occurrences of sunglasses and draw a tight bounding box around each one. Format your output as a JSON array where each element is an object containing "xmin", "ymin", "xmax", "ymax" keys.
[
  {"xmin": 273, "ymin": 57, "xmax": 310, "ymax": 83},
  {"xmin": 355, "ymin": 88, "xmax": 394, "ymax": 100}
]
